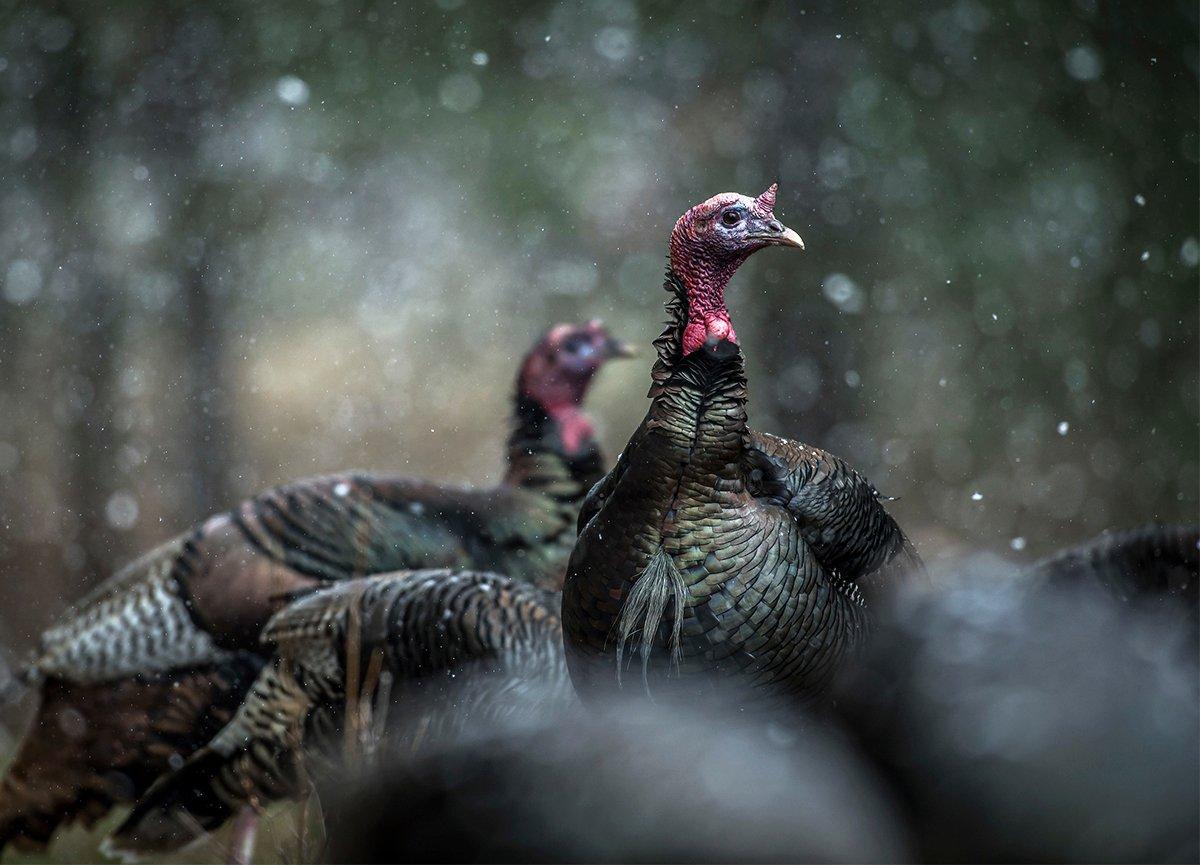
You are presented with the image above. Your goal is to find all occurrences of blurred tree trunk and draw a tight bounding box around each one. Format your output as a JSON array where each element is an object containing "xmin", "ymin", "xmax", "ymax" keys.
[
  {"xmin": 65, "ymin": 275, "xmax": 121, "ymax": 580},
  {"xmin": 181, "ymin": 225, "xmax": 234, "ymax": 514},
  {"xmin": 135, "ymin": 9, "xmax": 237, "ymax": 517},
  {"xmin": 755, "ymin": 13, "xmax": 862, "ymax": 452},
  {"xmin": 44, "ymin": 6, "xmax": 122, "ymax": 583}
]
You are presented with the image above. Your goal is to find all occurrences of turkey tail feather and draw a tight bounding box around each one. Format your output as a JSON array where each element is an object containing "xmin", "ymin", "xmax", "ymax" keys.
[
  {"xmin": 1031, "ymin": 523, "xmax": 1198, "ymax": 602},
  {"xmin": 615, "ymin": 547, "xmax": 686, "ymax": 692},
  {"xmin": 106, "ymin": 660, "xmax": 313, "ymax": 856},
  {"xmin": 98, "ymin": 748, "xmax": 232, "ymax": 859},
  {"xmin": 0, "ymin": 655, "xmax": 260, "ymax": 854},
  {"xmin": 101, "ymin": 741, "xmax": 305, "ymax": 859}
]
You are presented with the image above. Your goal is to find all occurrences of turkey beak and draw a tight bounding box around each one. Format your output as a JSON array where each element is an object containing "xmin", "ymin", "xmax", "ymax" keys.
[
  {"xmin": 606, "ymin": 338, "xmax": 637, "ymax": 359},
  {"xmin": 749, "ymin": 217, "xmax": 805, "ymax": 250}
]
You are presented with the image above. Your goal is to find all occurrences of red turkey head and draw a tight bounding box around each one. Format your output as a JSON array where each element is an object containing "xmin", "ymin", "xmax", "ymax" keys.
[
  {"xmin": 519, "ymin": 320, "xmax": 634, "ymax": 453},
  {"xmin": 669, "ymin": 183, "xmax": 804, "ymax": 355}
]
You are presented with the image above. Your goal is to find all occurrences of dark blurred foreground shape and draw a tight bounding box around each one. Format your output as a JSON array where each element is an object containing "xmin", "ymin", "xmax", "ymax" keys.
[
  {"xmin": 322, "ymin": 527, "xmax": 1198, "ymax": 864},
  {"xmin": 323, "ymin": 695, "xmax": 910, "ymax": 864},
  {"xmin": 836, "ymin": 536, "xmax": 1199, "ymax": 863}
]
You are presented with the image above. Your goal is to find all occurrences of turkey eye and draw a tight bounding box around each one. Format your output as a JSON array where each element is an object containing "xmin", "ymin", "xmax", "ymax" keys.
[
  {"xmin": 721, "ymin": 210, "xmax": 742, "ymax": 227},
  {"xmin": 563, "ymin": 337, "xmax": 585, "ymax": 354}
]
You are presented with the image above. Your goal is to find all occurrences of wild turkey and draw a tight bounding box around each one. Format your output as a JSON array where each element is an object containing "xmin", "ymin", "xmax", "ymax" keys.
[
  {"xmin": 0, "ymin": 320, "xmax": 630, "ymax": 852},
  {"xmin": 104, "ymin": 568, "xmax": 570, "ymax": 856},
  {"xmin": 561, "ymin": 185, "xmax": 920, "ymax": 707}
]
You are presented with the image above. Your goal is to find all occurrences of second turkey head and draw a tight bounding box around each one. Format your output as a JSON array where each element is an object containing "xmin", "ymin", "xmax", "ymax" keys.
[
  {"xmin": 519, "ymin": 320, "xmax": 634, "ymax": 454},
  {"xmin": 669, "ymin": 183, "xmax": 804, "ymax": 356}
]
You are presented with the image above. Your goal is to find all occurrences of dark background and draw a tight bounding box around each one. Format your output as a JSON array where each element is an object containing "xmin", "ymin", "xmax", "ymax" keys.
[{"xmin": 0, "ymin": 0, "xmax": 1196, "ymax": 727}]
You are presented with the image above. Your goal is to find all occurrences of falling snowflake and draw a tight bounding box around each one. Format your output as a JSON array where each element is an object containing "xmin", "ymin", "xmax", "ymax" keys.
[
  {"xmin": 105, "ymin": 492, "xmax": 140, "ymax": 530},
  {"xmin": 275, "ymin": 75, "xmax": 310, "ymax": 106}
]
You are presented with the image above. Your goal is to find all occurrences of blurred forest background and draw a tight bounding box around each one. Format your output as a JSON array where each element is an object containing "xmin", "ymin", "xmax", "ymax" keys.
[{"xmin": 0, "ymin": 0, "xmax": 1196, "ymax": 659}]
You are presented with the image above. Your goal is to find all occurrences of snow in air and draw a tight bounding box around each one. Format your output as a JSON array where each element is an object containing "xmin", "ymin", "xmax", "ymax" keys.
[
  {"xmin": 105, "ymin": 492, "xmax": 139, "ymax": 530},
  {"xmin": 821, "ymin": 273, "xmax": 864, "ymax": 313},
  {"xmin": 3, "ymin": 260, "xmax": 41, "ymax": 305},
  {"xmin": 276, "ymin": 75, "xmax": 310, "ymax": 106},
  {"xmin": 1064, "ymin": 45, "xmax": 1102, "ymax": 81}
]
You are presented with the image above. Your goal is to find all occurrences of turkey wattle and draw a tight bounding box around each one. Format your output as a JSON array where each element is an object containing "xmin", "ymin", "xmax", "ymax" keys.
[
  {"xmin": 561, "ymin": 185, "xmax": 920, "ymax": 707},
  {"xmin": 0, "ymin": 320, "xmax": 630, "ymax": 852}
]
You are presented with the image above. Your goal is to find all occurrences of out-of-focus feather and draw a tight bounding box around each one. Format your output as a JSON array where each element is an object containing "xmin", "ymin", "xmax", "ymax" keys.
[{"xmin": 836, "ymin": 543, "xmax": 1199, "ymax": 863}]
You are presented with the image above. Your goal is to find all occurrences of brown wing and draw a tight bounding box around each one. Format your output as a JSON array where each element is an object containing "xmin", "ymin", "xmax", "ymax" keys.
[
  {"xmin": 233, "ymin": 473, "xmax": 485, "ymax": 581},
  {"xmin": 0, "ymin": 655, "xmax": 261, "ymax": 853}
]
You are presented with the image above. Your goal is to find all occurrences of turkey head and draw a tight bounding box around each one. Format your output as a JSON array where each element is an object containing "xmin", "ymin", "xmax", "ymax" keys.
[
  {"xmin": 669, "ymin": 183, "xmax": 804, "ymax": 356},
  {"xmin": 518, "ymin": 320, "xmax": 634, "ymax": 455}
]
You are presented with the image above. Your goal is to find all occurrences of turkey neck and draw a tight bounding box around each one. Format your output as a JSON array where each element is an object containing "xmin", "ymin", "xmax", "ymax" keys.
[
  {"xmin": 503, "ymin": 393, "xmax": 605, "ymax": 504},
  {"xmin": 644, "ymin": 269, "xmax": 749, "ymax": 483}
]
